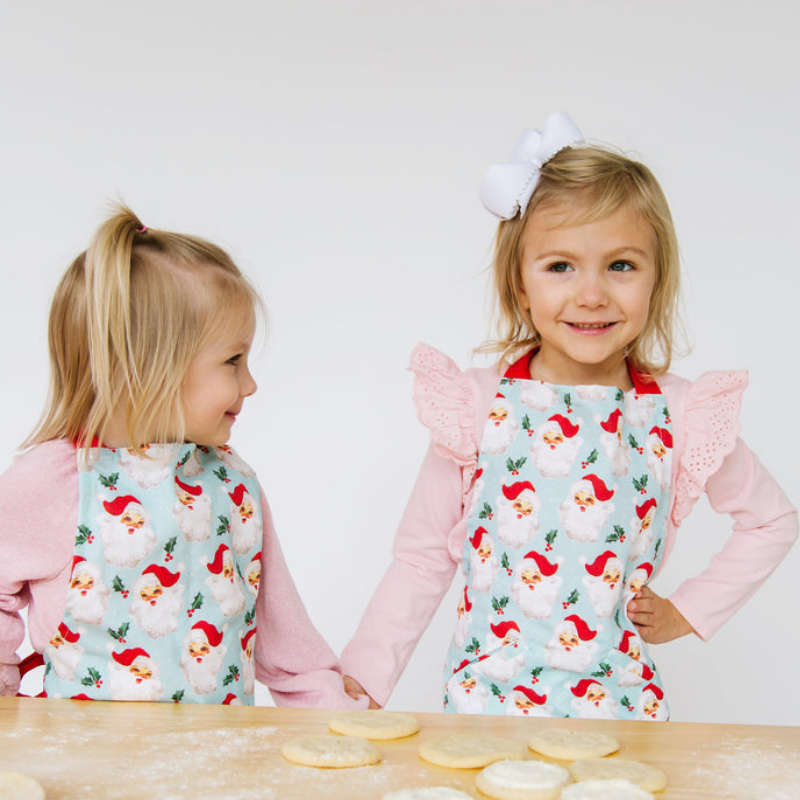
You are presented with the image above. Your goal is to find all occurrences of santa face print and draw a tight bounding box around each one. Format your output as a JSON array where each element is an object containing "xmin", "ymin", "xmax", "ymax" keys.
[
  {"xmin": 181, "ymin": 315, "xmax": 257, "ymax": 447},
  {"xmin": 518, "ymin": 202, "xmax": 657, "ymax": 388}
]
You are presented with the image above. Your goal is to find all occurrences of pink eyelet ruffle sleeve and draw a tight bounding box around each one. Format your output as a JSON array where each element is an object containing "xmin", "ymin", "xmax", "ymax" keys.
[
  {"xmin": 671, "ymin": 370, "xmax": 748, "ymax": 528},
  {"xmin": 662, "ymin": 371, "xmax": 798, "ymax": 641}
]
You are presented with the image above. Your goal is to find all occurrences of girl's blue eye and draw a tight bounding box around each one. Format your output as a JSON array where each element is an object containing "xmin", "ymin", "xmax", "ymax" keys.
[
  {"xmin": 609, "ymin": 261, "xmax": 634, "ymax": 272},
  {"xmin": 548, "ymin": 262, "xmax": 572, "ymax": 273},
  {"xmin": 226, "ymin": 354, "xmax": 242, "ymax": 366}
]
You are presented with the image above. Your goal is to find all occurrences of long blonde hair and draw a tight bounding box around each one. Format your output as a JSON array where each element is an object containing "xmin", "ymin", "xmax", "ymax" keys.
[
  {"xmin": 483, "ymin": 145, "xmax": 682, "ymax": 375},
  {"xmin": 25, "ymin": 205, "xmax": 261, "ymax": 452}
]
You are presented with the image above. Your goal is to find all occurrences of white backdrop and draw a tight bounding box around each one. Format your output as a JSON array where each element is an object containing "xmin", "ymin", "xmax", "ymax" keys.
[{"xmin": 2, "ymin": 1, "xmax": 797, "ymax": 725}]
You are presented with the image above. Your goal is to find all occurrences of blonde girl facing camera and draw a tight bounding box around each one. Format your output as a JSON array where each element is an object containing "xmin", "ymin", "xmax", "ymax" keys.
[
  {"xmin": 342, "ymin": 113, "xmax": 797, "ymax": 719},
  {"xmin": 0, "ymin": 207, "xmax": 362, "ymax": 707}
]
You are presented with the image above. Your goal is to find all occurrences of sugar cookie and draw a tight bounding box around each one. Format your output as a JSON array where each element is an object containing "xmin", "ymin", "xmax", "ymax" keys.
[
  {"xmin": 281, "ymin": 734, "xmax": 381, "ymax": 768},
  {"xmin": 0, "ymin": 771, "xmax": 46, "ymax": 800},
  {"xmin": 475, "ymin": 759, "xmax": 571, "ymax": 800},
  {"xmin": 330, "ymin": 710, "xmax": 420, "ymax": 740},
  {"xmin": 419, "ymin": 734, "xmax": 526, "ymax": 769},
  {"xmin": 561, "ymin": 778, "xmax": 654, "ymax": 799},
  {"xmin": 383, "ymin": 788, "xmax": 474, "ymax": 800},
  {"xmin": 568, "ymin": 758, "xmax": 667, "ymax": 793},
  {"xmin": 527, "ymin": 729, "xmax": 619, "ymax": 760}
]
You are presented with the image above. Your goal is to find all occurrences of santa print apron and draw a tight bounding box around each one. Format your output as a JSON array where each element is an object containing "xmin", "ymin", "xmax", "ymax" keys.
[
  {"xmin": 43, "ymin": 443, "xmax": 263, "ymax": 704},
  {"xmin": 444, "ymin": 351, "xmax": 674, "ymax": 721}
]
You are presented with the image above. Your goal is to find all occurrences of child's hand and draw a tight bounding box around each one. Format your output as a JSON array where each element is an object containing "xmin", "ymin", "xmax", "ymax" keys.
[
  {"xmin": 343, "ymin": 675, "xmax": 381, "ymax": 709},
  {"xmin": 627, "ymin": 586, "xmax": 695, "ymax": 644}
]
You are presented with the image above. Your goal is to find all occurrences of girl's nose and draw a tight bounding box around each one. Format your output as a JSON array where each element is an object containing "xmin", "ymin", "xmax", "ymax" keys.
[
  {"xmin": 575, "ymin": 272, "xmax": 608, "ymax": 307},
  {"xmin": 241, "ymin": 366, "xmax": 257, "ymax": 397}
]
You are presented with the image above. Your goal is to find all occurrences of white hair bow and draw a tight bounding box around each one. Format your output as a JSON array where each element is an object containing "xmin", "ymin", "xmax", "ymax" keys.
[{"xmin": 479, "ymin": 111, "xmax": 584, "ymax": 220}]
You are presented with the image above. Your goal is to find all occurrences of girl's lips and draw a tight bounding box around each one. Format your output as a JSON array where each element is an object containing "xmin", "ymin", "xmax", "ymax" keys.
[{"xmin": 565, "ymin": 321, "xmax": 619, "ymax": 336}]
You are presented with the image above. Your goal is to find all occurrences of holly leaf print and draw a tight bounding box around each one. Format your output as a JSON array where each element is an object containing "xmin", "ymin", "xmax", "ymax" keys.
[
  {"xmin": 187, "ymin": 592, "xmax": 204, "ymax": 617},
  {"xmin": 561, "ymin": 589, "xmax": 579, "ymax": 610},
  {"xmin": 506, "ymin": 456, "xmax": 527, "ymax": 475},
  {"xmin": 530, "ymin": 666, "xmax": 543, "ymax": 683},
  {"xmin": 479, "ymin": 503, "xmax": 494, "ymax": 521},
  {"xmin": 81, "ymin": 667, "xmax": 102, "ymax": 688},
  {"xmin": 563, "ymin": 392, "xmax": 573, "ymax": 412},
  {"xmin": 633, "ymin": 474, "xmax": 649, "ymax": 494},
  {"xmin": 177, "ymin": 450, "xmax": 191, "ymax": 467},
  {"xmin": 620, "ymin": 694, "xmax": 634, "ymax": 712},
  {"xmin": 545, "ymin": 529, "xmax": 557, "ymax": 553},
  {"xmin": 491, "ymin": 683, "xmax": 503, "ymax": 697},
  {"xmin": 216, "ymin": 515, "xmax": 230, "ymax": 536},
  {"xmin": 500, "ymin": 553, "xmax": 511, "ymax": 570},
  {"xmin": 164, "ymin": 536, "xmax": 177, "ymax": 562},
  {"xmin": 108, "ymin": 622, "xmax": 130, "ymax": 643},
  {"xmin": 592, "ymin": 662, "xmax": 613, "ymax": 678},
  {"xmin": 465, "ymin": 637, "xmax": 481, "ymax": 655},
  {"xmin": 663, "ymin": 406, "xmax": 671, "ymax": 424},
  {"xmin": 222, "ymin": 665, "xmax": 240, "ymax": 687},
  {"xmin": 76, "ymin": 524, "xmax": 94, "ymax": 546},
  {"xmin": 245, "ymin": 607, "xmax": 256, "ymax": 626},
  {"xmin": 99, "ymin": 472, "xmax": 119, "ymax": 490},
  {"xmin": 606, "ymin": 524, "xmax": 626, "ymax": 544},
  {"xmin": 213, "ymin": 466, "xmax": 231, "ymax": 483},
  {"xmin": 491, "ymin": 596, "xmax": 510, "ymax": 615},
  {"xmin": 628, "ymin": 433, "xmax": 639, "ymax": 449},
  {"xmin": 522, "ymin": 414, "xmax": 532, "ymax": 432},
  {"xmin": 171, "ymin": 690, "xmax": 185, "ymax": 703},
  {"xmin": 112, "ymin": 575, "xmax": 128, "ymax": 597},
  {"xmin": 615, "ymin": 389, "xmax": 625, "ymax": 402}
]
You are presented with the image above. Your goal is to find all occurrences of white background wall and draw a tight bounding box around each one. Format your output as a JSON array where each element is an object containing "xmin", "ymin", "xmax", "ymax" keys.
[{"xmin": 2, "ymin": 1, "xmax": 797, "ymax": 725}]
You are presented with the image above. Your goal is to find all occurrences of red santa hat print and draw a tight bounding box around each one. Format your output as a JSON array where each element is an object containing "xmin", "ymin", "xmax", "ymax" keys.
[
  {"xmin": 512, "ymin": 685, "xmax": 548, "ymax": 705},
  {"xmin": 501, "ymin": 481, "xmax": 536, "ymax": 501},
  {"xmin": 103, "ymin": 495, "xmax": 142, "ymax": 516},
  {"xmin": 649, "ymin": 427, "xmax": 673, "ymax": 448},
  {"xmin": 241, "ymin": 628, "xmax": 257, "ymax": 652},
  {"xmin": 546, "ymin": 414, "xmax": 580, "ymax": 437},
  {"xmin": 642, "ymin": 682, "xmax": 664, "ymax": 700},
  {"xmin": 570, "ymin": 678, "xmax": 603, "ymax": 698},
  {"xmin": 190, "ymin": 620, "xmax": 224, "ymax": 647},
  {"xmin": 175, "ymin": 476, "xmax": 203, "ymax": 497},
  {"xmin": 636, "ymin": 498, "xmax": 657, "ymax": 520},
  {"xmin": 521, "ymin": 550, "xmax": 560, "ymax": 577},
  {"xmin": 228, "ymin": 483, "xmax": 248, "ymax": 507},
  {"xmin": 582, "ymin": 473, "xmax": 614, "ymax": 501},
  {"xmin": 563, "ymin": 614, "xmax": 598, "ymax": 641},
  {"xmin": 57, "ymin": 621, "xmax": 81, "ymax": 644},
  {"xmin": 583, "ymin": 550, "xmax": 621, "ymax": 578},
  {"xmin": 599, "ymin": 408, "xmax": 623, "ymax": 433},
  {"xmin": 470, "ymin": 527, "xmax": 489, "ymax": 549},
  {"xmin": 112, "ymin": 647, "xmax": 151, "ymax": 667},
  {"xmin": 490, "ymin": 620, "xmax": 521, "ymax": 641},
  {"xmin": 632, "ymin": 562, "xmax": 654, "ymax": 581},
  {"xmin": 206, "ymin": 544, "xmax": 231, "ymax": 575},
  {"xmin": 462, "ymin": 586, "xmax": 473, "ymax": 612},
  {"xmin": 140, "ymin": 563, "xmax": 182, "ymax": 588}
]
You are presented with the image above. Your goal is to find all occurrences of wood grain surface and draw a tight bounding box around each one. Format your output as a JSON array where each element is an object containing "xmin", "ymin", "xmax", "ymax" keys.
[{"xmin": 1, "ymin": 697, "xmax": 797, "ymax": 799}]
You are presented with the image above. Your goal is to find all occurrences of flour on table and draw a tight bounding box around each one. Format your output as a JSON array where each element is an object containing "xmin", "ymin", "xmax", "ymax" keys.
[
  {"xmin": 382, "ymin": 788, "xmax": 474, "ymax": 800},
  {"xmin": 561, "ymin": 778, "xmax": 654, "ymax": 799}
]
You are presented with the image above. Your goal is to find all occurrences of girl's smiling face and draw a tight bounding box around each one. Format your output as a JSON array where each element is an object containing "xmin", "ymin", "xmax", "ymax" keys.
[
  {"xmin": 518, "ymin": 202, "xmax": 657, "ymax": 389},
  {"xmin": 181, "ymin": 315, "xmax": 257, "ymax": 446}
]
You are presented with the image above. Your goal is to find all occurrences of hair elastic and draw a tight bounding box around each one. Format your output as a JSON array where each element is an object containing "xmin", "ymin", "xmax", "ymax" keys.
[
  {"xmin": 479, "ymin": 111, "xmax": 584, "ymax": 221},
  {"xmin": 136, "ymin": 225, "xmax": 147, "ymax": 233}
]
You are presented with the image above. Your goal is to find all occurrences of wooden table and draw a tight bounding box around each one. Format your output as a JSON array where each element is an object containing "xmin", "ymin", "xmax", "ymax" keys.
[{"xmin": 0, "ymin": 697, "xmax": 797, "ymax": 799}]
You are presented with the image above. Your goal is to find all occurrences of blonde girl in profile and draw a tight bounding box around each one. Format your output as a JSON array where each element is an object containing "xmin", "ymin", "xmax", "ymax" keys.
[
  {"xmin": 342, "ymin": 112, "xmax": 797, "ymax": 720},
  {"xmin": 0, "ymin": 205, "xmax": 362, "ymax": 708}
]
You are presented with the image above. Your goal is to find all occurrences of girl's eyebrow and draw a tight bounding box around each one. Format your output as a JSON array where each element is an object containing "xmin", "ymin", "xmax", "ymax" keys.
[{"xmin": 530, "ymin": 245, "xmax": 651, "ymax": 261}]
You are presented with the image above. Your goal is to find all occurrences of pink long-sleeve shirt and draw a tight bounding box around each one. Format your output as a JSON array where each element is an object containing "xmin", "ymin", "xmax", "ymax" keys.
[
  {"xmin": 341, "ymin": 345, "xmax": 798, "ymax": 707},
  {"xmin": 0, "ymin": 439, "xmax": 365, "ymax": 708}
]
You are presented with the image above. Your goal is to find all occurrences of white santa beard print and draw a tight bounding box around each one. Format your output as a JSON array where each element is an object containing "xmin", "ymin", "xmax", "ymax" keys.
[
  {"xmin": 481, "ymin": 418, "xmax": 519, "ymax": 455},
  {"xmin": 628, "ymin": 520, "xmax": 654, "ymax": 562},
  {"xmin": 66, "ymin": 583, "xmax": 110, "ymax": 625},
  {"xmin": 571, "ymin": 693, "xmax": 618, "ymax": 719},
  {"xmin": 601, "ymin": 433, "xmax": 631, "ymax": 477},
  {"xmin": 99, "ymin": 517, "xmax": 158, "ymax": 568},
  {"xmin": 510, "ymin": 574, "xmax": 561, "ymax": 619},
  {"xmin": 448, "ymin": 680, "xmax": 490, "ymax": 714},
  {"xmin": 544, "ymin": 635, "xmax": 598, "ymax": 672},
  {"xmin": 180, "ymin": 644, "xmax": 226, "ymax": 695},
  {"xmin": 520, "ymin": 382, "xmax": 558, "ymax": 410},
  {"xmin": 559, "ymin": 499, "xmax": 613, "ymax": 543},
  {"xmin": 109, "ymin": 663, "xmax": 164, "ymax": 701},
  {"xmin": 229, "ymin": 503, "xmax": 262, "ymax": 554},
  {"xmin": 129, "ymin": 586, "xmax": 184, "ymax": 639},
  {"xmin": 618, "ymin": 663, "xmax": 648, "ymax": 688},
  {"xmin": 45, "ymin": 642, "xmax": 83, "ymax": 681},
  {"xmin": 582, "ymin": 576, "xmax": 622, "ymax": 619},
  {"xmin": 453, "ymin": 611, "xmax": 472, "ymax": 649},
  {"xmin": 119, "ymin": 447, "xmax": 176, "ymax": 489},
  {"xmin": 469, "ymin": 551, "xmax": 499, "ymax": 592},
  {"xmin": 216, "ymin": 447, "xmax": 256, "ymax": 478},
  {"xmin": 471, "ymin": 648, "xmax": 526, "ymax": 683},
  {"xmin": 241, "ymin": 650, "xmax": 255, "ymax": 695},
  {"xmin": 172, "ymin": 495, "xmax": 213, "ymax": 542},
  {"xmin": 506, "ymin": 701, "xmax": 552, "ymax": 718},
  {"xmin": 206, "ymin": 572, "xmax": 246, "ymax": 617},
  {"xmin": 530, "ymin": 437, "xmax": 581, "ymax": 478},
  {"xmin": 623, "ymin": 395, "xmax": 656, "ymax": 427},
  {"xmin": 636, "ymin": 692, "xmax": 668, "ymax": 721},
  {"xmin": 496, "ymin": 499, "xmax": 540, "ymax": 548},
  {"xmin": 646, "ymin": 449, "xmax": 671, "ymax": 491}
]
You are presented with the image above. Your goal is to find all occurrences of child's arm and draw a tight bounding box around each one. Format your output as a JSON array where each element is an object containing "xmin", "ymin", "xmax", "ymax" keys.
[
  {"xmin": 0, "ymin": 441, "xmax": 77, "ymax": 695},
  {"xmin": 627, "ymin": 586, "xmax": 695, "ymax": 644},
  {"xmin": 340, "ymin": 441, "xmax": 463, "ymax": 707},
  {"xmin": 252, "ymin": 490, "xmax": 368, "ymax": 709},
  {"xmin": 666, "ymin": 439, "xmax": 797, "ymax": 641}
]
